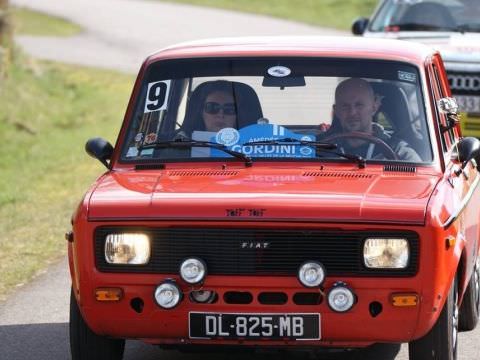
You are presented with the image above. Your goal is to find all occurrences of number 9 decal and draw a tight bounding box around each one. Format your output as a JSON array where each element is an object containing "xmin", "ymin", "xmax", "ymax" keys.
[{"xmin": 144, "ymin": 80, "xmax": 171, "ymax": 113}]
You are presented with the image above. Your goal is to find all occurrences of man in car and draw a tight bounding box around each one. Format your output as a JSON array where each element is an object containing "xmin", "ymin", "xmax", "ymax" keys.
[{"xmin": 329, "ymin": 78, "xmax": 422, "ymax": 162}]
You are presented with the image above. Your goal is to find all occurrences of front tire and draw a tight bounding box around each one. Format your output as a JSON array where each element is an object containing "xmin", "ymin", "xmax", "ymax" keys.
[
  {"xmin": 70, "ymin": 288, "xmax": 125, "ymax": 360},
  {"xmin": 408, "ymin": 277, "xmax": 458, "ymax": 360},
  {"xmin": 459, "ymin": 257, "xmax": 480, "ymax": 331}
]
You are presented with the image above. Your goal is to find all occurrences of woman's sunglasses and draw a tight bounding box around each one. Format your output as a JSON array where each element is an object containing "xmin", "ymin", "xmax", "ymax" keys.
[{"xmin": 204, "ymin": 102, "xmax": 237, "ymax": 115}]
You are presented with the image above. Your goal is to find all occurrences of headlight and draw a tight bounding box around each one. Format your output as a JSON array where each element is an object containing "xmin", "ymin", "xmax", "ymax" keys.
[
  {"xmin": 104, "ymin": 233, "xmax": 151, "ymax": 265},
  {"xmin": 363, "ymin": 238, "xmax": 409, "ymax": 269}
]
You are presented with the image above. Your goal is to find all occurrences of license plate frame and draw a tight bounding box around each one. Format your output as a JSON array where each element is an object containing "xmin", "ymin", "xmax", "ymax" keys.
[{"xmin": 189, "ymin": 312, "xmax": 320, "ymax": 340}]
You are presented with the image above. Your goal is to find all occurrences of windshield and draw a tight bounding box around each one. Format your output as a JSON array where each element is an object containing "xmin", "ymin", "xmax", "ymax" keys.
[
  {"xmin": 121, "ymin": 57, "xmax": 432, "ymax": 164},
  {"xmin": 370, "ymin": 0, "xmax": 480, "ymax": 33}
]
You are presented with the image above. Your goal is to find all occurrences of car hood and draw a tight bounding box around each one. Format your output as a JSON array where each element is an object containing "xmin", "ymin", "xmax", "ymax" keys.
[
  {"xmin": 88, "ymin": 168, "xmax": 439, "ymax": 225},
  {"xmin": 367, "ymin": 32, "xmax": 480, "ymax": 64}
]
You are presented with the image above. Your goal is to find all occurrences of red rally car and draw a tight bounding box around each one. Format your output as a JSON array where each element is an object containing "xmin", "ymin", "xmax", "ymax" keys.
[{"xmin": 68, "ymin": 36, "xmax": 480, "ymax": 360}]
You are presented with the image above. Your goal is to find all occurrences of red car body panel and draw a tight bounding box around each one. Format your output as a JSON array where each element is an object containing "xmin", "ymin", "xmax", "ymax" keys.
[{"xmin": 87, "ymin": 166, "xmax": 438, "ymax": 224}]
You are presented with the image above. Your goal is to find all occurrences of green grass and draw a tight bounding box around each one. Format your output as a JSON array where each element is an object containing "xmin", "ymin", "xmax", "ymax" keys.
[
  {"xmin": 0, "ymin": 55, "xmax": 133, "ymax": 299},
  {"xmin": 12, "ymin": 6, "xmax": 81, "ymax": 36},
  {"xmin": 162, "ymin": 0, "xmax": 378, "ymax": 30}
]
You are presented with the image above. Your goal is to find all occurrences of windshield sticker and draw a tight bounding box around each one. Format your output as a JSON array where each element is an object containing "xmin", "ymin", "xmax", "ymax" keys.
[
  {"xmin": 398, "ymin": 71, "xmax": 417, "ymax": 83},
  {"xmin": 140, "ymin": 148, "xmax": 154, "ymax": 156},
  {"xmin": 134, "ymin": 132, "xmax": 144, "ymax": 143},
  {"xmin": 267, "ymin": 66, "xmax": 292, "ymax": 77},
  {"xmin": 144, "ymin": 132, "xmax": 157, "ymax": 144},
  {"xmin": 126, "ymin": 146, "xmax": 139, "ymax": 158},
  {"xmin": 193, "ymin": 124, "xmax": 316, "ymax": 158},
  {"xmin": 144, "ymin": 80, "xmax": 171, "ymax": 113},
  {"xmin": 216, "ymin": 128, "xmax": 241, "ymax": 147}
]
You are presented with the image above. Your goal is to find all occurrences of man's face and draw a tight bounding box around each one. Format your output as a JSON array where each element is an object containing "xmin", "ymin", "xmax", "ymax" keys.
[{"xmin": 334, "ymin": 82, "xmax": 379, "ymax": 134}]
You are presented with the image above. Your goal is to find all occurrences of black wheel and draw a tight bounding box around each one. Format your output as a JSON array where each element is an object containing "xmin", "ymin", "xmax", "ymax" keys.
[
  {"xmin": 459, "ymin": 257, "xmax": 480, "ymax": 331},
  {"xmin": 70, "ymin": 288, "xmax": 125, "ymax": 360},
  {"xmin": 408, "ymin": 277, "xmax": 458, "ymax": 360}
]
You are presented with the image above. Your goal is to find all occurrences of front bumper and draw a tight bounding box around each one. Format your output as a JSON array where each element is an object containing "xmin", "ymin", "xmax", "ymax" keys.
[{"xmin": 76, "ymin": 274, "xmax": 425, "ymax": 347}]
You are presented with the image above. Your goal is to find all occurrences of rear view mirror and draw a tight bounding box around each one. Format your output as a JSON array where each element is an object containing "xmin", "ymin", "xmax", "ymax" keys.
[
  {"xmin": 85, "ymin": 137, "xmax": 114, "ymax": 169},
  {"xmin": 262, "ymin": 76, "xmax": 306, "ymax": 88},
  {"xmin": 352, "ymin": 17, "xmax": 369, "ymax": 35}
]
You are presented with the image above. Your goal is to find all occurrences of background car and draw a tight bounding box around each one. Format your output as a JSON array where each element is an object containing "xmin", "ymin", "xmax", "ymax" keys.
[{"xmin": 352, "ymin": 0, "xmax": 480, "ymax": 138}]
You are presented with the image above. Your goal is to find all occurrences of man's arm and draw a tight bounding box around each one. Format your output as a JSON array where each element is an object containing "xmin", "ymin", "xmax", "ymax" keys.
[{"xmin": 394, "ymin": 140, "xmax": 422, "ymax": 162}]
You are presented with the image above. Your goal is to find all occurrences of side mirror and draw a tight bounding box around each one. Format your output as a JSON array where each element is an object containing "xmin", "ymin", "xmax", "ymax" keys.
[
  {"xmin": 352, "ymin": 17, "xmax": 369, "ymax": 35},
  {"xmin": 453, "ymin": 137, "xmax": 480, "ymax": 172},
  {"xmin": 85, "ymin": 137, "xmax": 114, "ymax": 169},
  {"xmin": 438, "ymin": 97, "xmax": 460, "ymax": 133}
]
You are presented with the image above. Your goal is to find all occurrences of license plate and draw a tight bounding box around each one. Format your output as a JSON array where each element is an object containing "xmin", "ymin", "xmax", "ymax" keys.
[
  {"xmin": 456, "ymin": 95, "xmax": 480, "ymax": 114},
  {"xmin": 189, "ymin": 312, "xmax": 320, "ymax": 340}
]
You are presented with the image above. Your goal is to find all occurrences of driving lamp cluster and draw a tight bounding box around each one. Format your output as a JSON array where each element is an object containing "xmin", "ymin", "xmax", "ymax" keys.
[
  {"xmin": 154, "ymin": 257, "xmax": 212, "ymax": 309},
  {"xmin": 297, "ymin": 260, "xmax": 356, "ymax": 312},
  {"xmin": 152, "ymin": 258, "xmax": 360, "ymax": 311}
]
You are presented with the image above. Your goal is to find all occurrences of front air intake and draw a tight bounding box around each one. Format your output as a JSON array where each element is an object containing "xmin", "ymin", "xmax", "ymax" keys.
[
  {"xmin": 302, "ymin": 171, "xmax": 373, "ymax": 179},
  {"xmin": 383, "ymin": 165, "xmax": 416, "ymax": 173},
  {"xmin": 168, "ymin": 170, "xmax": 239, "ymax": 176}
]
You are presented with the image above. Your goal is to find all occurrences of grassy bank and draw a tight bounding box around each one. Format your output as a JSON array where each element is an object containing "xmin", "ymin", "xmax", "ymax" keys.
[
  {"xmin": 0, "ymin": 57, "xmax": 133, "ymax": 299},
  {"xmin": 0, "ymin": 10, "xmax": 132, "ymax": 299},
  {"xmin": 12, "ymin": 6, "xmax": 81, "ymax": 36},
  {"xmin": 163, "ymin": 0, "xmax": 378, "ymax": 30}
]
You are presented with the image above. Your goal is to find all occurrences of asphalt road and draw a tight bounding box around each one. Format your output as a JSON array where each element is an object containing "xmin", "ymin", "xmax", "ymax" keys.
[
  {"xmin": 11, "ymin": 0, "xmax": 344, "ymax": 73},
  {"xmin": 2, "ymin": 0, "xmax": 480, "ymax": 359}
]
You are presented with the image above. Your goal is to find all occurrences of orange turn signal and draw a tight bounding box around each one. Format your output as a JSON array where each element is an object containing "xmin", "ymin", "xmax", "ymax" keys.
[
  {"xmin": 95, "ymin": 288, "xmax": 123, "ymax": 302},
  {"xmin": 391, "ymin": 293, "xmax": 419, "ymax": 307}
]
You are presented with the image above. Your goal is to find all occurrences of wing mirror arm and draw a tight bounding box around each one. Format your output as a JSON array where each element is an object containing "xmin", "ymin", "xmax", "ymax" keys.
[
  {"xmin": 440, "ymin": 113, "xmax": 460, "ymax": 134},
  {"xmin": 85, "ymin": 137, "xmax": 114, "ymax": 169}
]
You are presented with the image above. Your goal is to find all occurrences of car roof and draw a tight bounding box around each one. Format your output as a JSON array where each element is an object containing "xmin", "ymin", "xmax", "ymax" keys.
[{"xmin": 144, "ymin": 36, "xmax": 437, "ymax": 66}]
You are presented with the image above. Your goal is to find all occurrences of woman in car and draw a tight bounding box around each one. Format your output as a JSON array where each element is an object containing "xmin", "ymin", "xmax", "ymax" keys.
[{"xmin": 180, "ymin": 80, "xmax": 263, "ymax": 138}]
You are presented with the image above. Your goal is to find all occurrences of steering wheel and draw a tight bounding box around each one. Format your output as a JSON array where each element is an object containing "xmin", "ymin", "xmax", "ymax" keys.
[{"xmin": 323, "ymin": 131, "xmax": 398, "ymax": 160}]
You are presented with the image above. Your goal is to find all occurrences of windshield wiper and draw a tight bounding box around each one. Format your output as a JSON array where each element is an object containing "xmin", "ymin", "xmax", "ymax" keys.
[
  {"xmin": 389, "ymin": 23, "xmax": 455, "ymax": 32},
  {"xmin": 455, "ymin": 24, "xmax": 480, "ymax": 33},
  {"xmin": 317, "ymin": 149, "xmax": 366, "ymax": 169},
  {"xmin": 140, "ymin": 139, "xmax": 253, "ymax": 167},
  {"xmin": 243, "ymin": 138, "xmax": 366, "ymax": 168}
]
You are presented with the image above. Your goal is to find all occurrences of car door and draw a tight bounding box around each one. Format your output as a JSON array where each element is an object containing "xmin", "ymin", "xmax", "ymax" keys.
[{"xmin": 431, "ymin": 54, "xmax": 480, "ymax": 281}]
